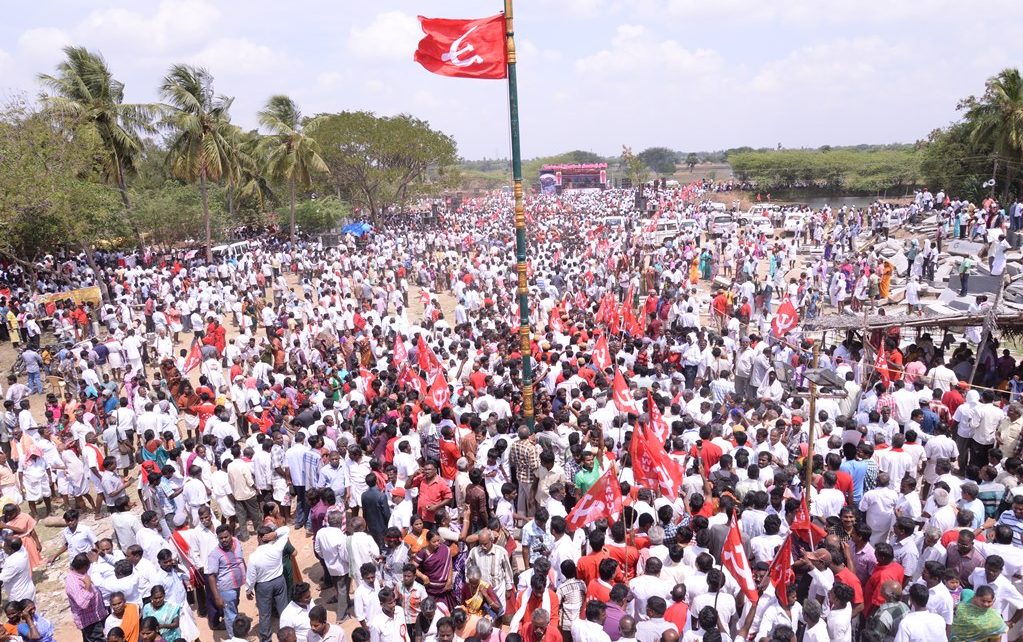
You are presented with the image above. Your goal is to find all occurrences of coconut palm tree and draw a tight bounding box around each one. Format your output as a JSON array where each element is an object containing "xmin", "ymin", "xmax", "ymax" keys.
[
  {"xmin": 965, "ymin": 68, "xmax": 1023, "ymax": 197},
  {"xmin": 258, "ymin": 95, "xmax": 329, "ymax": 244},
  {"xmin": 38, "ymin": 46, "xmax": 156, "ymax": 241},
  {"xmin": 225, "ymin": 125, "xmax": 275, "ymax": 218},
  {"xmin": 159, "ymin": 64, "xmax": 234, "ymax": 261}
]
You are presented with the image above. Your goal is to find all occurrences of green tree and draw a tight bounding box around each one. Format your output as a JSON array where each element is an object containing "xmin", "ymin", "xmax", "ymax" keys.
[
  {"xmin": 0, "ymin": 100, "xmax": 121, "ymax": 298},
  {"xmin": 290, "ymin": 196, "xmax": 350, "ymax": 234},
  {"xmin": 637, "ymin": 147, "xmax": 679, "ymax": 175},
  {"xmin": 258, "ymin": 95, "xmax": 328, "ymax": 244},
  {"xmin": 685, "ymin": 152, "xmax": 698, "ymax": 171},
  {"xmin": 919, "ymin": 123, "xmax": 994, "ymax": 203},
  {"xmin": 159, "ymin": 64, "xmax": 235, "ymax": 261},
  {"xmin": 305, "ymin": 111, "xmax": 457, "ymax": 220},
  {"xmin": 37, "ymin": 46, "xmax": 156, "ymax": 245},
  {"xmin": 962, "ymin": 68, "xmax": 1023, "ymax": 198}
]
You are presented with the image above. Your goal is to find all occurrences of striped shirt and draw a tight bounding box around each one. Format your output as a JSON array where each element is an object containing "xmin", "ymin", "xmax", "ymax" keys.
[
  {"xmin": 997, "ymin": 509, "xmax": 1023, "ymax": 546},
  {"xmin": 65, "ymin": 570, "xmax": 107, "ymax": 629}
]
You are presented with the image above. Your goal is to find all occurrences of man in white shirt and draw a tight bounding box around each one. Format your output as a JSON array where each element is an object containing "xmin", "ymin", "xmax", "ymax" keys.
[
  {"xmin": 279, "ymin": 581, "xmax": 313, "ymax": 642},
  {"xmin": 859, "ymin": 473, "xmax": 898, "ymax": 545},
  {"xmin": 245, "ymin": 526, "xmax": 292, "ymax": 642},
  {"xmin": 0, "ymin": 537, "xmax": 34, "ymax": 601},
  {"xmin": 314, "ymin": 511, "xmax": 349, "ymax": 619},
  {"xmin": 370, "ymin": 587, "xmax": 409, "ymax": 642},
  {"xmin": 628, "ymin": 559, "xmax": 673, "ymax": 621},
  {"xmin": 572, "ymin": 601, "xmax": 612, "ymax": 642},
  {"xmin": 894, "ymin": 583, "xmax": 954, "ymax": 642}
]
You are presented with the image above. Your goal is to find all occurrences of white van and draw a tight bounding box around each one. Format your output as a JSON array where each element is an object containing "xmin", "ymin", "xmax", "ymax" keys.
[
  {"xmin": 640, "ymin": 219, "xmax": 683, "ymax": 246},
  {"xmin": 211, "ymin": 241, "xmax": 251, "ymax": 261}
]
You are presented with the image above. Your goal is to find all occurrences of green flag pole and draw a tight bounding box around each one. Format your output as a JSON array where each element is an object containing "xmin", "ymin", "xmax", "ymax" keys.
[{"xmin": 504, "ymin": 0, "xmax": 534, "ymax": 431}]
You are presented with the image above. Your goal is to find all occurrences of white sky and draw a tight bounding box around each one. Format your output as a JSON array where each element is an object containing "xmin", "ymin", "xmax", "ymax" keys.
[{"xmin": 2, "ymin": 0, "xmax": 1022, "ymax": 159}]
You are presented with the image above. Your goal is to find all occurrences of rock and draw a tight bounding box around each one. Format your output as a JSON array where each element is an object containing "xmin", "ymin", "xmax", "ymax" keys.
[{"xmin": 946, "ymin": 240, "xmax": 986, "ymax": 257}]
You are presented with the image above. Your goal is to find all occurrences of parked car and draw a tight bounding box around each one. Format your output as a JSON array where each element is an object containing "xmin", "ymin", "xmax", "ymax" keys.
[
  {"xmin": 708, "ymin": 214, "xmax": 738, "ymax": 237},
  {"xmin": 747, "ymin": 216, "xmax": 774, "ymax": 235},
  {"xmin": 782, "ymin": 212, "xmax": 806, "ymax": 235}
]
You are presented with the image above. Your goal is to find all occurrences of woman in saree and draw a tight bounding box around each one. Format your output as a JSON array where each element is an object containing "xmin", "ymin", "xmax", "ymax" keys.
[
  {"xmin": 950, "ymin": 585, "xmax": 1007, "ymax": 642},
  {"xmin": 105, "ymin": 591, "xmax": 141, "ymax": 642},
  {"xmin": 879, "ymin": 260, "xmax": 894, "ymax": 299},
  {"xmin": 403, "ymin": 516, "xmax": 430, "ymax": 555},
  {"xmin": 414, "ymin": 530, "xmax": 455, "ymax": 611},
  {"xmin": 0, "ymin": 504, "xmax": 41, "ymax": 569},
  {"xmin": 460, "ymin": 565, "xmax": 503, "ymax": 620},
  {"xmin": 688, "ymin": 257, "xmax": 699, "ymax": 285},
  {"xmin": 141, "ymin": 586, "xmax": 181, "ymax": 642},
  {"xmin": 698, "ymin": 250, "xmax": 712, "ymax": 281}
]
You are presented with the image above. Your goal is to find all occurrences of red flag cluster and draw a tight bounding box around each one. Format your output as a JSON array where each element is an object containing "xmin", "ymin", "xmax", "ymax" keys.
[{"xmin": 629, "ymin": 421, "xmax": 684, "ymax": 500}]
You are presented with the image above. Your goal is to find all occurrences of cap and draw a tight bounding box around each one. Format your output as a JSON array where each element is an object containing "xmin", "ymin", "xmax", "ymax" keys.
[
  {"xmin": 391, "ymin": 487, "xmax": 406, "ymax": 498},
  {"xmin": 958, "ymin": 380, "xmax": 970, "ymax": 389}
]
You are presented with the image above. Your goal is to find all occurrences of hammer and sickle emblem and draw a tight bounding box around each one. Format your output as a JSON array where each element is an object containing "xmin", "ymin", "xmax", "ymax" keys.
[{"xmin": 442, "ymin": 25, "xmax": 484, "ymax": 67}]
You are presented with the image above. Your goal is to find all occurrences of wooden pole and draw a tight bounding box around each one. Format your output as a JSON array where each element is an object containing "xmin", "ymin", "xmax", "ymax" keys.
[
  {"xmin": 804, "ymin": 342, "xmax": 821, "ymax": 510},
  {"xmin": 968, "ymin": 271, "xmax": 1006, "ymax": 385}
]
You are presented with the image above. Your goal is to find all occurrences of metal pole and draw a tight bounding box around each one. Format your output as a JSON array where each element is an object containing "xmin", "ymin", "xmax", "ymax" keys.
[{"xmin": 505, "ymin": 0, "xmax": 534, "ymax": 431}]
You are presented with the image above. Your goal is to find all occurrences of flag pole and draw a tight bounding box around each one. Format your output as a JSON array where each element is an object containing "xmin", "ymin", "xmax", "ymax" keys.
[{"xmin": 504, "ymin": 0, "xmax": 535, "ymax": 432}]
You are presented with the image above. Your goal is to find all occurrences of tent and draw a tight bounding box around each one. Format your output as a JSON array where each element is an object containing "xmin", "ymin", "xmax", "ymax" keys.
[{"xmin": 341, "ymin": 222, "xmax": 373, "ymax": 237}]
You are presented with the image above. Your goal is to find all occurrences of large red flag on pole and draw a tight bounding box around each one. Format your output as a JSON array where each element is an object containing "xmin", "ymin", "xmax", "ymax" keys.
[
  {"xmin": 392, "ymin": 335, "xmax": 409, "ymax": 369},
  {"xmin": 790, "ymin": 494, "xmax": 827, "ymax": 546},
  {"xmin": 612, "ymin": 369, "xmax": 642, "ymax": 416},
  {"xmin": 414, "ymin": 15, "xmax": 507, "ymax": 79},
  {"xmin": 721, "ymin": 517, "xmax": 759, "ymax": 603},
  {"xmin": 591, "ymin": 334, "xmax": 611, "ymax": 371},
  {"xmin": 183, "ymin": 339, "xmax": 202, "ymax": 374},
  {"xmin": 769, "ymin": 534, "xmax": 796, "ymax": 607},
  {"xmin": 565, "ymin": 466, "xmax": 624, "ymax": 532},
  {"xmin": 647, "ymin": 391, "xmax": 671, "ymax": 443},
  {"xmin": 771, "ymin": 297, "xmax": 799, "ymax": 338}
]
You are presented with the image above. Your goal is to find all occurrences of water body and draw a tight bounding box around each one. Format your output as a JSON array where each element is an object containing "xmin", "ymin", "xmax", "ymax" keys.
[{"xmin": 775, "ymin": 194, "xmax": 911, "ymax": 209}]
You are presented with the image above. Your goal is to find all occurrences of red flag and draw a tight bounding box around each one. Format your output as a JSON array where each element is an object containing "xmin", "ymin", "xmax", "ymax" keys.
[
  {"xmin": 549, "ymin": 303, "xmax": 564, "ymax": 333},
  {"xmin": 414, "ymin": 15, "xmax": 507, "ymax": 80},
  {"xmin": 790, "ymin": 494, "xmax": 827, "ymax": 545},
  {"xmin": 721, "ymin": 517, "xmax": 759, "ymax": 603},
  {"xmin": 647, "ymin": 391, "xmax": 671, "ymax": 443},
  {"xmin": 565, "ymin": 466, "xmax": 624, "ymax": 532},
  {"xmin": 183, "ymin": 339, "xmax": 202, "ymax": 374},
  {"xmin": 424, "ymin": 371, "xmax": 451, "ymax": 412},
  {"xmin": 612, "ymin": 369, "xmax": 642, "ymax": 415},
  {"xmin": 874, "ymin": 348, "xmax": 891, "ymax": 387},
  {"xmin": 769, "ymin": 534, "xmax": 796, "ymax": 607},
  {"xmin": 629, "ymin": 423, "xmax": 684, "ymax": 499},
  {"xmin": 591, "ymin": 334, "xmax": 611, "ymax": 371},
  {"xmin": 770, "ymin": 297, "xmax": 799, "ymax": 338},
  {"xmin": 392, "ymin": 335, "xmax": 408, "ymax": 368},
  {"xmin": 417, "ymin": 336, "xmax": 442, "ymax": 375}
]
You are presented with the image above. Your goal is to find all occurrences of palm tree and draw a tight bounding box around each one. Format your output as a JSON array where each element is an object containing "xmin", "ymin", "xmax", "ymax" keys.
[
  {"xmin": 226, "ymin": 125, "xmax": 275, "ymax": 218},
  {"xmin": 38, "ymin": 46, "xmax": 156, "ymax": 241},
  {"xmin": 159, "ymin": 64, "xmax": 234, "ymax": 261},
  {"xmin": 258, "ymin": 95, "xmax": 329, "ymax": 244},
  {"xmin": 965, "ymin": 68, "xmax": 1023, "ymax": 197}
]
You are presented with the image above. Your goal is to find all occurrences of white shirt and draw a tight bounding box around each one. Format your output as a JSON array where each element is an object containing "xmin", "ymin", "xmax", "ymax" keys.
[
  {"xmin": 279, "ymin": 601, "xmax": 312, "ymax": 642},
  {"xmin": 892, "ymin": 610, "xmax": 950, "ymax": 642},
  {"xmin": 370, "ymin": 608, "xmax": 409, "ymax": 642},
  {"xmin": 572, "ymin": 620, "xmax": 612, "ymax": 642},
  {"xmin": 314, "ymin": 526, "xmax": 349, "ymax": 577},
  {"xmin": 245, "ymin": 527, "xmax": 291, "ymax": 588},
  {"xmin": 0, "ymin": 548, "xmax": 34, "ymax": 601}
]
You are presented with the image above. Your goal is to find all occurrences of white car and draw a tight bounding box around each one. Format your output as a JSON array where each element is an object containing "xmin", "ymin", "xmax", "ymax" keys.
[
  {"xmin": 709, "ymin": 214, "xmax": 737, "ymax": 237},
  {"xmin": 748, "ymin": 216, "xmax": 774, "ymax": 235},
  {"xmin": 782, "ymin": 213, "xmax": 805, "ymax": 235}
]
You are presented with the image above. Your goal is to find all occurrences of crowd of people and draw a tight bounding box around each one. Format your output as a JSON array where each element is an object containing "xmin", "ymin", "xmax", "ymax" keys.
[{"xmin": 0, "ymin": 184, "xmax": 1018, "ymax": 642}]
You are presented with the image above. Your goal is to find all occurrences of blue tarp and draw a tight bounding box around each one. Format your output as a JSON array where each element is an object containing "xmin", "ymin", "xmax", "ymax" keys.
[{"xmin": 341, "ymin": 222, "xmax": 373, "ymax": 236}]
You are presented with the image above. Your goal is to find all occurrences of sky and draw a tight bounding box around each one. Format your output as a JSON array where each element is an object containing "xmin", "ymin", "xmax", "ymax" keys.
[{"xmin": 2, "ymin": 0, "xmax": 1023, "ymax": 160}]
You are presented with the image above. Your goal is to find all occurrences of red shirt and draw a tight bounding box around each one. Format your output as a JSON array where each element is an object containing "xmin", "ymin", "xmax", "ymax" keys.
[
  {"xmin": 665, "ymin": 602, "xmax": 689, "ymax": 633},
  {"xmin": 416, "ymin": 477, "xmax": 453, "ymax": 522},
  {"xmin": 576, "ymin": 550, "xmax": 610, "ymax": 586},
  {"xmin": 943, "ymin": 389, "xmax": 965, "ymax": 421},
  {"xmin": 585, "ymin": 579, "xmax": 613, "ymax": 603},
  {"xmin": 864, "ymin": 561, "xmax": 905, "ymax": 616},
  {"xmin": 941, "ymin": 528, "xmax": 987, "ymax": 548},
  {"xmin": 816, "ymin": 470, "xmax": 854, "ymax": 499},
  {"xmin": 519, "ymin": 623, "xmax": 562, "ymax": 642},
  {"xmin": 439, "ymin": 439, "xmax": 460, "ymax": 480},
  {"xmin": 689, "ymin": 441, "xmax": 723, "ymax": 471},
  {"xmin": 606, "ymin": 543, "xmax": 641, "ymax": 579},
  {"xmin": 835, "ymin": 566, "xmax": 864, "ymax": 606}
]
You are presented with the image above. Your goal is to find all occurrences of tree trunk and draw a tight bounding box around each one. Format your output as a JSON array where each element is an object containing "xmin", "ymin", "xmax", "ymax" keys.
[
  {"xmin": 115, "ymin": 159, "xmax": 146, "ymax": 250},
  {"xmin": 289, "ymin": 179, "xmax": 297, "ymax": 246},
  {"xmin": 200, "ymin": 171, "xmax": 212, "ymax": 262},
  {"xmin": 80, "ymin": 242, "xmax": 111, "ymax": 304}
]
